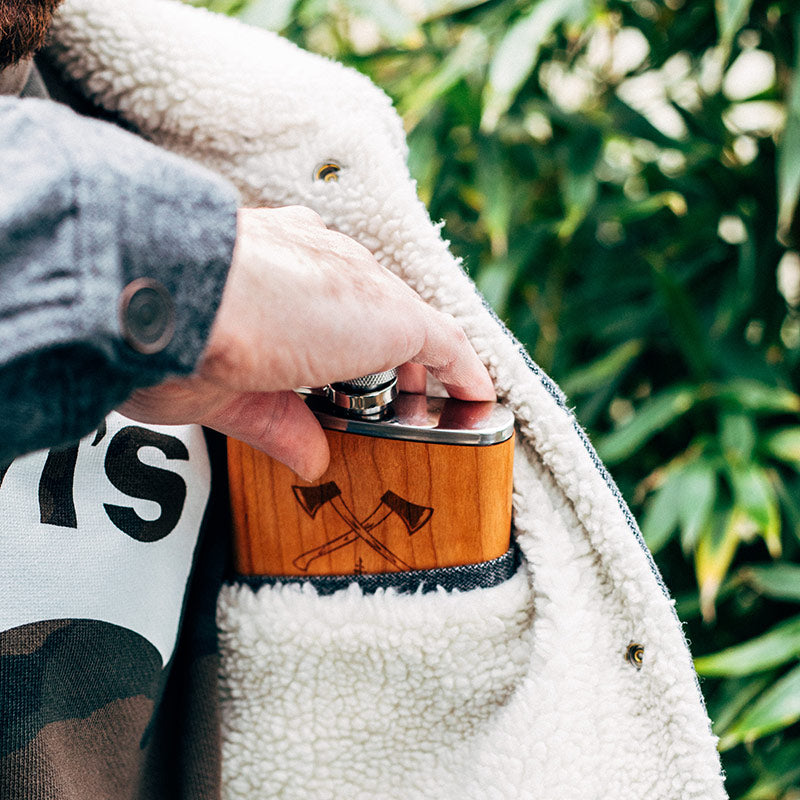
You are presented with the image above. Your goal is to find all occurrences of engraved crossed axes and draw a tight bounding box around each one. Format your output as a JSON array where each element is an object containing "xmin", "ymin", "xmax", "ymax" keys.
[{"xmin": 292, "ymin": 482, "xmax": 433, "ymax": 572}]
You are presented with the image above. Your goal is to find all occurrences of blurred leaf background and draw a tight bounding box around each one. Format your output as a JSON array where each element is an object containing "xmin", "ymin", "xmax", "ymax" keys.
[{"xmin": 192, "ymin": 0, "xmax": 800, "ymax": 795}]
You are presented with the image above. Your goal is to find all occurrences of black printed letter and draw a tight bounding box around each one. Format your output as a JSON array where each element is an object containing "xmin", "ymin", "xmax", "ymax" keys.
[
  {"xmin": 39, "ymin": 444, "xmax": 80, "ymax": 528},
  {"xmin": 103, "ymin": 426, "xmax": 189, "ymax": 542}
]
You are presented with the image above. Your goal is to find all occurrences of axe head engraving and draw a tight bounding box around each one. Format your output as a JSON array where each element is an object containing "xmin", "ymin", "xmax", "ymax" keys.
[
  {"xmin": 381, "ymin": 490, "xmax": 433, "ymax": 534},
  {"xmin": 293, "ymin": 482, "xmax": 342, "ymax": 518}
]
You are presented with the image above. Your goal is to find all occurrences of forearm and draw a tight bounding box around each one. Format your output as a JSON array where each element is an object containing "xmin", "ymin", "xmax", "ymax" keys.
[{"xmin": 0, "ymin": 97, "xmax": 238, "ymax": 460}]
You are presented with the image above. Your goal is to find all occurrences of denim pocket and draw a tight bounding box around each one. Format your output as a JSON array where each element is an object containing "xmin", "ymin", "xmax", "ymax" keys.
[{"xmin": 232, "ymin": 544, "xmax": 520, "ymax": 596}]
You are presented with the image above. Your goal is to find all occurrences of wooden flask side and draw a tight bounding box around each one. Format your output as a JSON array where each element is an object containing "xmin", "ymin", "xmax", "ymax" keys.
[{"xmin": 228, "ymin": 428, "xmax": 514, "ymax": 577}]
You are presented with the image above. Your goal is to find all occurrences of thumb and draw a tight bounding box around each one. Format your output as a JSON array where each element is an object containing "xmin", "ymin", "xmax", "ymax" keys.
[{"xmin": 203, "ymin": 390, "xmax": 330, "ymax": 481}]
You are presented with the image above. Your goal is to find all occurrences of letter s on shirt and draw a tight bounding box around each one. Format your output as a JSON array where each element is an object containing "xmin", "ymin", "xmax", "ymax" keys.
[{"xmin": 0, "ymin": 412, "xmax": 211, "ymax": 666}]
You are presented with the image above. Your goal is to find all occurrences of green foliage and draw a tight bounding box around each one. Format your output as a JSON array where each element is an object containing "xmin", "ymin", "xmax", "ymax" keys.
[
  {"xmin": 778, "ymin": 17, "xmax": 800, "ymax": 242},
  {"xmin": 695, "ymin": 616, "xmax": 800, "ymax": 677},
  {"xmin": 194, "ymin": 0, "xmax": 800, "ymax": 794}
]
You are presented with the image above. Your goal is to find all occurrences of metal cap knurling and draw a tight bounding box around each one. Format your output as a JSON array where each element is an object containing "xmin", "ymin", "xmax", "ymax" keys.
[
  {"xmin": 332, "ymin": 368, "xmax": 398, "ymax": 393},
  {"xmin": 328, "ymin": 368, "xmax": 398, "ymax": 416}
]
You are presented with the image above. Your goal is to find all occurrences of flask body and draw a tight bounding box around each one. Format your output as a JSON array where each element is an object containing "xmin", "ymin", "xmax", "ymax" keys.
[{"xmin": 228, "ymin": 393, "xmax": 515, "ymax": 577}]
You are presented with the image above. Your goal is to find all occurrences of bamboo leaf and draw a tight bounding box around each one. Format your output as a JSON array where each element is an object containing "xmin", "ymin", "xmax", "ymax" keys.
[
  {"xmin": 694, "ymin": 616, "xmax": 800, "ymax": 676},
  {"xmin": 476, "ymin": 261, "xmax": 516, "ymax": 315},
  {"xmin": 400, "ymin": 29, "xmax": 489, "ymax": 130},
  {"xmin": 481, "ymin": 0, "xmax": 586, "ymax": 131},
  {"xmin": 695, "ymin": 510, "xmax": 743, "ymax": 622},
  {"xmin": 777, "ymin": 14, "xmax": 800, "ymax": 244},
  {"xmin": 715, "ymin": 0, "xmax": 755, "ymax": 55},
  {"xmin": 407, "ymin": 126, "xmax": 441, "ymax": 207},
  {"xmin": 558, "ymin": 126, "xmax": 602, "ymax": 239},
  {"xmin": 558, "ymin": 170, "xmax": 598, "ymax": 240},
  {"xmin": 740, "ymin": 739, "xmax": 800, "ymax": 799},
  {"xmin": 596, "ymin": 386, "xmax": 699, "ymax": 465},
  {"xmin": 649, "ymin": 259, "xmax": 712, "ymax": 378},
  {"xmin": 475, "ymin": 139, "xmax": 513, "ymax": 257},
  {"xmin": 674, "ymin": 576, "xmax": 738, "ymax": 619},
  {"xmin": 728, "ymin": 464, "xmax": 782, "ymax": 556},
  {"xmin": 561, "ymin": 339, "xmax": 644, "ymax": 397},
  {"xmin": 613, "ymin": 192, "xmax": 691, "ymax": 223},
  {"xmin": 398, "ymin": 0, "xmax": 495, "ymax": 23},
  {"xmin": 719, "ymin": 662, "xmax": 800, "ymax": 749},
  {"xmin": 709, "ymin": 675, "xmax": 775, "ymax": 737},
  {"xmin": 763, "ymin": 427, "xmax": 800, "ymax": 467},
  {"xmin": 351, "ymin": 0, "xmax": 417, "ymax": 43},
  {"xmin": 740, "ymin": 563, "xmax": 800, "ymax": 603},
  {"xmin": 641, "ymin": 469, "xmax": 684, "ymax": 553},
  {"xmin": 676, "ymin": 459, "xmax": 717, "ymax": 554},
  {"xmin": 714, "ymin": 379, "xmax": 800, "ymax": 413},
  {"xmin": 719, "ymin": 413, "xmax": 756, "ymax": 465},
  {"xmin": 771, "ymin": 471, "xmax": 800, "ymax": 544},
  {"xmin": 236, "ymin": 0, "xmax": 298, "ymax": 30}
]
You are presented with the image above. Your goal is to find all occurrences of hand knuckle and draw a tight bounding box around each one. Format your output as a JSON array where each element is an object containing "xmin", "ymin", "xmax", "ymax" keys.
[
  {"xmin": 258, "ymin": 393, "xmax": 290, "ymax": 441},
  {"xmin": 442, "ymin": 312, "xmax": 465, "ymax": 339},
  {"xmin": 285, "ymin": 205, "xmax": 325, "ymax": 226}
]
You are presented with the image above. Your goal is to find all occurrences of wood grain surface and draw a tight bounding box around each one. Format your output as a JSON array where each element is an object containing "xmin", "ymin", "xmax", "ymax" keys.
[{"xmin": 228, "ymin": 428, "xmax": 514, "ymax": 576}]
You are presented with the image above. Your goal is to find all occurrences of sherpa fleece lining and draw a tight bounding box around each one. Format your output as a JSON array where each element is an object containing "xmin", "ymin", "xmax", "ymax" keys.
[{"xmin": 217, "ymin": 563, "xmax": 535, "ymax": 800}]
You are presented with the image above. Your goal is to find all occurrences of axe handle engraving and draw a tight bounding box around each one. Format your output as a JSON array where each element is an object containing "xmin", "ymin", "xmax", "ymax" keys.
[
  {"xmin": 329, "ymin": 496, "xmax": 411, "ymax": 571},
  {"xmin": 293, "ymin": 505, "xmax": 391, "ymax": 571}
]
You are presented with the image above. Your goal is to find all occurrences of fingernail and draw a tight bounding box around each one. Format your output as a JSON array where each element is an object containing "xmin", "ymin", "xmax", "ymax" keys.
[{"xmin": 294, "ymin": 450, "xmax": 330, "ymax": 483}]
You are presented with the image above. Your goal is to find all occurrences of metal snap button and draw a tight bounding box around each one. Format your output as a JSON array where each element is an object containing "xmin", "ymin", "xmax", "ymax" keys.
[
  {"xmin": 119, "ymin": 278, "xmax": 176, "ymax": 355},
  {"xmin": 625, "ymin": 642, "xmax": 644, "ymax": 670}
]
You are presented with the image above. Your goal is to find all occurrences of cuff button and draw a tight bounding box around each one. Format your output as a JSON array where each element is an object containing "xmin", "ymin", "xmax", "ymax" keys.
[{"xmin": 119, "ymin": 278, "xmax": 176, "ymax": 355}]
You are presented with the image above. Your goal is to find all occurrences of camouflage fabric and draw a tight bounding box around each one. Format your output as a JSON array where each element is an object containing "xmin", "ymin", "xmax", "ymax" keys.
[
  {"xmin": 0, "ymin": 425, "xmax": 229, "ymax": 800},
  {"xmin": 1, "ymin": 619, "xmax": 164, "ymax": 799}
]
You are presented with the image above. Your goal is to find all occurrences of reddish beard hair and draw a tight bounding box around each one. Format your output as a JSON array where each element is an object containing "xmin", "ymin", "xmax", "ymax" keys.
[{"xmin": 0, "ymin": 0, "xmax": 63, "ymax": 70}]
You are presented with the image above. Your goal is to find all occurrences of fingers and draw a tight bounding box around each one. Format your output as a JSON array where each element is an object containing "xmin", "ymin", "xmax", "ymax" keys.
[
  {"xmin": 413, "ymin": 311, "xmax": 496, "ymax": 402},
  {"xmin": 397, "ymin": 362, "xmax": 427, "ymax": 394},
  {"xmin": 212, "ymin": 205, "xmax": 496, "ymax": 401},
  {"xmin": 247, "ymin": 205, "xmax": 327, "ymax": 229},
  {"xmin": 202, "ymin": 390, "xmax": 330, "ymax": 481}
]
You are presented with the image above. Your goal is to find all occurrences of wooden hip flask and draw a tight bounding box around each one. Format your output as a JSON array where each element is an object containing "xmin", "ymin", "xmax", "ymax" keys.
[{"xmin": 228, "ymin": 372, "xmax": 515, "ymax": 577}]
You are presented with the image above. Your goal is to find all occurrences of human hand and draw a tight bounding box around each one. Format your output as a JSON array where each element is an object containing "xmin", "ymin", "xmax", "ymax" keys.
[{"xmin": 119, "ymin": 206, "xmax": 495, "ymax": 480}]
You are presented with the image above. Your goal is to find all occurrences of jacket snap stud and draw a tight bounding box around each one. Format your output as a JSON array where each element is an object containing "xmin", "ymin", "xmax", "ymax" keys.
[
  {"xmin": 625, "ymin": 643, "xmax": 644, "ymax": 670},
  {"xmin": 119, "ymin": 278, "xmax": 175, "ymax": 355},
  {"xmin": 315, "ymin": 162, "xmax": 341, "ymax": 182}
]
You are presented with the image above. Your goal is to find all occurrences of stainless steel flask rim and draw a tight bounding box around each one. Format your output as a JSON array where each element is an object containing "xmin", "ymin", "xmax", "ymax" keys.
[{"xmin": 298, "ymin": 367, "xmax": 515, "ymax": 446}]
